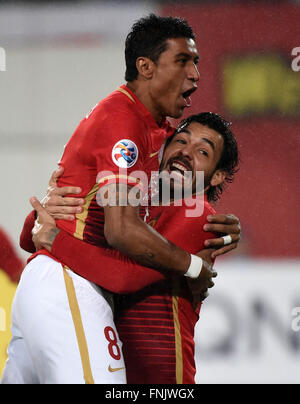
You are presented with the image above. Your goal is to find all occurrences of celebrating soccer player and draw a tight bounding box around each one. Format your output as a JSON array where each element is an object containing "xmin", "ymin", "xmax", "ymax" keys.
[{"xmin": 1, "ymin": 15, "xmax": 240, "ymax": 384}]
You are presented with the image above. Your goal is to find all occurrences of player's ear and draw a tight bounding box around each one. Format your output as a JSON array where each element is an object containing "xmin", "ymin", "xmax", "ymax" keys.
[
  {"xmin": 136, "ymin": 57, "xmax": 155, "ymax": 80},
  {"xmin": 210, "ymin": 169, "xmax": 226, "ymax": 187}
]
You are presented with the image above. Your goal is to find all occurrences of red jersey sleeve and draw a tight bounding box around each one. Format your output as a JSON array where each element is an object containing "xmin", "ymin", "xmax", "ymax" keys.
[
  {"xmin": 0, "ymin": 227, "xmax": 24, "ymax": 282},
  {"xmin": 51, "ymin": 230, "xmax": 165, "ymax": 294},
  {"xmin": 19, "ymin": 210, "xmax": 36, "ymax": 254},
  {"xmin": 19, "ymin": 208, "xmax": 165, "ymax": 294},
  {"xmin": 89, "ymin": 103, "xmax": 149, "ymax": 192},
  {"xmin": 51, "ymin": 200, "xmax": 217, "ymax": 294}
]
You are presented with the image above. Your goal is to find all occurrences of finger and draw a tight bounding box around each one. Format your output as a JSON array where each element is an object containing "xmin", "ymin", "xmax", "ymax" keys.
[
  {"xmin": 195, "ymin": 290, "xmax": 209, "ymax": 303},
  {"xmin": 211, "ymin": 243, "xmax": 238, "ymax": 259},
  {"xmin": 30, "ymin": 197, "xmax": 53, "ymax": 223},
  {"xmin": 50, "ymin": 214, "xmax": 75, "ymax": 221},
  {"xmin": 47, "ymin": 205, "xmax": 83, "ymax": 215},
  {"xmin": 32, "ymin": 219, "xmax": 42, "ymax": 236},
  {"xmin": 46, "ymin": 195, "xmax": 85, "ymax": 207},
  {"xmin": 54, "ymin": 186, "xmax": 82, "ymax": 197},
  {"xmin": 204, "ymin": 269, "xmax": 218, "ymax": 279},
  {"xmin": 197, "ymin": 247, "xmax": 216, "ymax": 256},
  {"xmin": 49, "ymin": 166, "xmax": 64, "ymax": 187},
  {"xmin": 206, "ymin": 214, "xmax": 239, "ymax": 225},
  {"xmin": 201, "ymin": 264, "xmax": 217, "ymax": 279},
  {"xmin": 201, "ymin": 291, "xmax": 209, "ymax": 301},
  {"xmin": 204, "ymin": 223, "xmax": 241, "ymax": 235},
  {"xmin": 204, "ymin": 233, "xmax": 240, "ymax": 248}
]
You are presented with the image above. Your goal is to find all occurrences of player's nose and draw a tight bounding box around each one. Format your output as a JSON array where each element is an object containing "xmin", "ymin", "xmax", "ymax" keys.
[
  {"xmin": 187, "ymin": 62, "xmax": 200, "ymax": 83},
  {"xmin": 181, "ymin": 145, "xmax": 193, "ymax": 160},
  {"xmin": 177, "ymin": 150, "xmax": 193, "ymax": 173}
]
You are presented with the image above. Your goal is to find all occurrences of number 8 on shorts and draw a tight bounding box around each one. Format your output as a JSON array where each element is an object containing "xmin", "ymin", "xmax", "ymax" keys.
[{"xmin": 104, "ymin": 326, "xmax": 121, "ymax": 361}]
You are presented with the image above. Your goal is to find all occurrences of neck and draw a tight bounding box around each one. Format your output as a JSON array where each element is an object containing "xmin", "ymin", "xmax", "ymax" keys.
[{"xmin": 126, "ymin": 81, "xmax": 164, "ymax": 125}]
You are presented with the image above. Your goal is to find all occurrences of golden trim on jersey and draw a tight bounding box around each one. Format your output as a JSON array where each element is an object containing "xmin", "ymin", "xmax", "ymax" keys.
[
  {"xmin": 172, "ymin": 280, "xmax": 183, "ymax": 384},
  {"xmin": 98, "ymin": 174, "xmax": 141, "ymax": 185},
  {"xmin": 116, "ymin": 87, "xmax": 136, "ymax": 104},
  {"xmin": 149, "ymin": 151, "xmax": 160, "ymax": 158},
  {"xmin": 63, "ymin": 267, "xmax": 94, "ymax": 384},
  {"xmin": 74, "ymin": 183, "xmax": 99, "ymax": 240},
  {"xmin": 99, "ymin": 174, "xmax": 145, "ymax": 194},
  {"xmin": 74, "ymin": 175, "xmax": 143, "ymax": 240}
]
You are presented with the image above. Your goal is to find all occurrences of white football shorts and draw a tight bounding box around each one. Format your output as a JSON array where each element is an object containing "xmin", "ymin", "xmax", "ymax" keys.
[{"xmin": 1, "ymin": 254, "xmax": 126, "ymax": 384}]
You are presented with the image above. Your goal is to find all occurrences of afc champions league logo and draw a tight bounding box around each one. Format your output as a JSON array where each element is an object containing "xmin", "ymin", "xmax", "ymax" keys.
[{"xmin": 112, "ymin": 139, "xmax": 138, "ymax": 168}]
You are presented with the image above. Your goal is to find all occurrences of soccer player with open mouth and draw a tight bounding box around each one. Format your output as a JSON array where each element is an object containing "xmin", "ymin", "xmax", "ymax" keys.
[{"xmin": 1, "ymin": 15, "xmax": 240, "ymax": 384}]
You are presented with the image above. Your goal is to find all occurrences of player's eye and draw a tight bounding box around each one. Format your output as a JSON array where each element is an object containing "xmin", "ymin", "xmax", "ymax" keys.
[
  {"xmin": 199, "ymin": 149, "xmax": 208, "ymax": 157},
  {"xmin": 176, "ymin": 138, "xmax": 187, "ymax": 144},
  {"xmin": 178, "ymin": 58, "xmax": 187, "ymax": 65}
]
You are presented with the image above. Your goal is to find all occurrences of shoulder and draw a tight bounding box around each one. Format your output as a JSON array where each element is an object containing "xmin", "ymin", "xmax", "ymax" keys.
[
  {"xmin": 92, "ymin": 89, "xmax": 144, "ymax": 128},
  {"xmin": 158, "ymin": 198, "xmax": 216, "ymax": 234},
  {"xmin": 76, "ymin": 91, "xmax": 147, "ymax": 154},
  {"xmin": 91, "ymin": 92, "xmax": 147, "ymax": 144}
]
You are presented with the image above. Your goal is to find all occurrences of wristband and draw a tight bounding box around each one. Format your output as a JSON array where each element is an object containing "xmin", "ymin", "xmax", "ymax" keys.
[{"xmin": 184, "ymin": 254, "xmax": 203, "ymax": 279}]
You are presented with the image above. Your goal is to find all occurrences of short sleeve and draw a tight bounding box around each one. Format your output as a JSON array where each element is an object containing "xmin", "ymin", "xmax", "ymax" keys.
[{"xmin": 90, "ymin": 106, "xmax": 149, "ymax": 191}]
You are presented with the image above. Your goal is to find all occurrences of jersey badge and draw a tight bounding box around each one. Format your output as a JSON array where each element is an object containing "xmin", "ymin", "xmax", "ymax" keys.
[{"xmin": 112, "ymin": 139, "xmax": 139, "ymax": 168}]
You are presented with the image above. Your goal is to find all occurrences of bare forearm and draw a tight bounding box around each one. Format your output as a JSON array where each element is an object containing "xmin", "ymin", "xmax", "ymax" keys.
[
  {"xmin": 42, "ymin": 227, "xmax": 61, "ymax": 251},
  {"xmin": 107, "ymin": 218, "xmax": 191, "ymax": 276}
]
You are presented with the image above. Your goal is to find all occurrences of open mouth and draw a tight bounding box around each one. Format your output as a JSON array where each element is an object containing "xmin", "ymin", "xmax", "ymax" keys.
[
  {"xmin": 169, "ymin": 160, "xmax": 192, "ymax": 178},
  {"xmin": 181, "ymin": 86, "xmax": 197, "ymax": 106}
]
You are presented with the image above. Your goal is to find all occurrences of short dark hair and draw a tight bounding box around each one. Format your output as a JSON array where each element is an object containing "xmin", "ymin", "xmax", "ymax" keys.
[
  {"xmin": 125, "ymin": 13, "xmax": 195, "ymax": 82},
  {"xmin": 174, "ymin": 112, "xmax": 240, "ymax": 202}
]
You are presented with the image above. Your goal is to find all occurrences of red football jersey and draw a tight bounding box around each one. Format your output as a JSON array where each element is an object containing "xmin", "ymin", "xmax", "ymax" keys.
[
  {"xmin": 19, "ymin": 84, "xmax": 218, "ymax": 383},
  {"xmin": 115, "ymin": 197, "xmax": 216, "ymax": 384},
  {"xmin": 28, "ymin": 84, "xmax": 174, "ymax": 263},
  {"xmin": 20, "ymin": 197, "xmax": 217, "ymax": 383}
]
